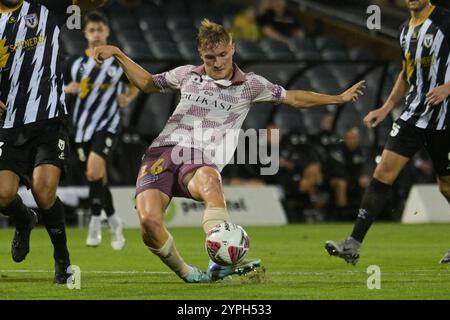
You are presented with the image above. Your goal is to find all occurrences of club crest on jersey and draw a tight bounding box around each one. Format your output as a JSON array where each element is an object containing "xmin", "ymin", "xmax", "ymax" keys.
[
  {"xmin": 424, "ymin": 34, "xmax": 434, "ymax": 48},
  {"xmin": 105, "ymin": 137, "xmax": 113, "ymax": 147},
  {"xmin": 107, "ymin": 66, "xmax": 117, "ymax": 77},
  {"xmin": 58, "ymin": 139, "xmax": 65, "ymax": 151},
  {"xmin": 24, "ymin": 14, "xmax": 38, "ymax": 29}
]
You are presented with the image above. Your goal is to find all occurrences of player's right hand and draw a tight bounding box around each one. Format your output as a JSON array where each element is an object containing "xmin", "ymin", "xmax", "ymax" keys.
[
  {"xmin": 363, "ymin": 108, "xmax": 388, "ymax": 128},
  {"xmin": 0, "ymin": 100, "xmax": 6, "ymax": 116},
  {"xmin": 93, "ymin": 45, "xmax": 118, "ymax": 64}
]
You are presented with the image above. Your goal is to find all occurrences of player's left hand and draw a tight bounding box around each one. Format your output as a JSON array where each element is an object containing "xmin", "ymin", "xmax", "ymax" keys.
[
  {"xmin": 340, "ymin": 80, "xmax": 366, "ymax": 103},
  {"xmin": 117, "ymin": 94, "xmax": 131, "ymax": 108},
  {"xmin": 426, "ymin": 84, "xmax": 450, "ymax": 106}
]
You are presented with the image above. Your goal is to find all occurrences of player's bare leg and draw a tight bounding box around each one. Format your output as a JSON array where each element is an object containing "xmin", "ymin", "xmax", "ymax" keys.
[
  {"xmin": 32, "ymin": 164, "xmax": 71, "ymax": 283},
  {"xmin": 136, "ymin": 189, "xmax": 170, "ymax": 248},
  {"xmin": 186, "ymin": 166, "xmax": 261, "ymax": 280},
  {"xmin": 136, "ymin": 189, "xmax": 209, "ymax": 283},
  {"xmin": 0, "ymin": 170, "xmax": 37, "ymax": 263},
  {"xmin": 186, "ymin": 166, "xmax": 228, "ymax": 233},
  {"xmin": 437, "ymin": 175, "xmax": 450, "ymax": 264},
  {"xmin": 437, "ymin": 175, "xmax": 450, "ymax": 204},
  {"xmin": 326, "ymin": 150, "xmax": 410, "ymax": 264},
  {"xmin": 0, "ymin": 171, "xmax": 20, "ymax": 207}
]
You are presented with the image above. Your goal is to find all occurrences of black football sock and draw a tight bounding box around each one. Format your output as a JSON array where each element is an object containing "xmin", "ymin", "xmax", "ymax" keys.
[
  {"xmin": 103, "ymin": 185, "xmax": 115, "ymax": 218},
  {"xmin": 41, "ymin": 198, "xmax": 70, "ymax": 261},
  {"xmin": 89, "ymin": 179, "xmax": 105, "ymax": 217},
  {"xmin": 350, "ymin": 178, "xmax": 391, "ymax": 243},
  {"xmin": 1, "ymin": 195, "xmax": 31, "ymax": 228}
]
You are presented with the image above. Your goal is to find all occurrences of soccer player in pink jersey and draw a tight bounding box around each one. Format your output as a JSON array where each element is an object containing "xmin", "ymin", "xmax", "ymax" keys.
[{"xmin": 93, "ymin": 19, "xmax": 365, "ymax": 283}]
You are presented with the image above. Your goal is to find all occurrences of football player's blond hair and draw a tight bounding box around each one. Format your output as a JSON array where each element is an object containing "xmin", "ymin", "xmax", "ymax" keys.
[{"xmin": 197, "ymin": 19, "xmax": 232, "ymax": 52}]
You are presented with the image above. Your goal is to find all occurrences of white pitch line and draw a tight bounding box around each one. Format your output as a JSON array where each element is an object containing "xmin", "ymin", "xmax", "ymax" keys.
[
  {"xmin": 0, "ymin": 269, "xmax": 172, "ymax": 275},
  {"xmin": 0, "ymin": 270, "xmax": 449, "ymax": 276},
  {"xmin": 270, "ymin": 271, "xmax": 450, "ymax": 276}
]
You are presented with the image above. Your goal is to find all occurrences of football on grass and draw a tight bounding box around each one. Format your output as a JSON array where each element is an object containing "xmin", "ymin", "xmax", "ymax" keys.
[{"xmin": 205, "ymin": 222, "xmax": 250, "ymax": 266}]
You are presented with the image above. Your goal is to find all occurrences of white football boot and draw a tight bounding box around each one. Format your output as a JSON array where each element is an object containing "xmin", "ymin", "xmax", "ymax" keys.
[{"xmin": 207, "ymin": 258, "xmax": 262, "ymax": 282}]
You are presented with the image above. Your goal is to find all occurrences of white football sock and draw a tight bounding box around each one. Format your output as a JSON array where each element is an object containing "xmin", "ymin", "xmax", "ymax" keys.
[
  {"xmin": 147, "ymin": 233, "xmax": 191, "ymax": 279},
  {"xmin": 107, "ymin": 214, "xmax": 121, "ymax": 231},
  {"xmin": 202, "ymin": 207, "xmax": 230, "ymax": 234}
]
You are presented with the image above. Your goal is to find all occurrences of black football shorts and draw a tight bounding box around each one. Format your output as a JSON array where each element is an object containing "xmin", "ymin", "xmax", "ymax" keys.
[
  {"xmin": 0, "ymin": 118, "xmax": 70, "ymax": 188},
  {"xmin": 385, "ymin": 119, "xmax": 450, "ymax": 177},
  {"xmin": 74, "ymin": 131, "xmax": 117, "ymax": 168}
]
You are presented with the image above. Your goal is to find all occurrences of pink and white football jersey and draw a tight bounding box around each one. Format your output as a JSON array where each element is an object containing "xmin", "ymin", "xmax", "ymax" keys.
[{"xmin": 150, "ymin": 64, "xmax": 286, "ymax": 170}]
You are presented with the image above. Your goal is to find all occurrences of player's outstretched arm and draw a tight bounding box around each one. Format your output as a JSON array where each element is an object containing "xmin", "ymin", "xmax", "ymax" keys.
[
  {"xmin": 363, "ymin": 66, "xmax": 409, "ymax": 128},
  {"xmin": 93, "ymin": 45, "xmax": 158, "ymax": 93},
  {"xmin": 283, "ymin": 80, "xmax": 366, "ymax": 109}
]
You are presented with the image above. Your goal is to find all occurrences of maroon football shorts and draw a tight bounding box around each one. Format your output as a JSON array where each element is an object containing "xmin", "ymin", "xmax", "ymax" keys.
[{"xmin": 135, "ymin": 146, "xmax": 217, "ymax": 199}]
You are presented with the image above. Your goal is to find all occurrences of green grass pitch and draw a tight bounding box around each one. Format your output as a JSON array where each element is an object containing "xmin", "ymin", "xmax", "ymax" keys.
[{"xmin": 0, "ymin": 223, "xmax": 449, "ymax": 300}]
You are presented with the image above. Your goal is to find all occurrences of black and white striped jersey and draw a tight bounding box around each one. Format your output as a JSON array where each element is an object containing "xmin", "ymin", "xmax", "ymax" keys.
[
  {"xmin": 398, "ymin": 6, "xmax": 450, "ymax": 130},
  {"xmin": 69, "ymin": 52, "xmax": 127, "ymax": 143},
  {"xmin": 0, "ymin": 0, "xmax": 73, "ymax": 129}
]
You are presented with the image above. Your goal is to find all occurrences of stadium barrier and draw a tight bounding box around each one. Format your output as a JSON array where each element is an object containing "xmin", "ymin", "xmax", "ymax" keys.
[
  {"xmin": 402, "ymin": 184, "xmax": 450, "ymax": 223},
  {"xmin": 163, "ymin": 186, "xmax": 287, "ymax": 227},
  {"xmin": 16, "ymin": 186, "xmax": 287, "ymax": 228}
]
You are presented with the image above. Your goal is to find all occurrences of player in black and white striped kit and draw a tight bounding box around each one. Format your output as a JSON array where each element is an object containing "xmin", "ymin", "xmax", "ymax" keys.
[
  {"xmin": 0, "ymin": 0, "xmax": 107, "ymax": 284},
  {"xmin": 326, "ymin": 0, "xmax": 450, "ymax": 265},
  {"xmin": 65, "ymin": 11, "xmax": 138, "ymax": 250}
]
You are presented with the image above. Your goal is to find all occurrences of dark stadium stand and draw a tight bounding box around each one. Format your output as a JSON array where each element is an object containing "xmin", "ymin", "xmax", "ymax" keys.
[
  {"xmin": 259, "ymin": 39, "xmax": 295, "ymax": 61},
  {"xmin": 177, "ymin": 40, "xmax": 201, "ymax": 62},
  {"xmin": 233, "ymin": 41, "xmax": 266, "ymax": 61}
]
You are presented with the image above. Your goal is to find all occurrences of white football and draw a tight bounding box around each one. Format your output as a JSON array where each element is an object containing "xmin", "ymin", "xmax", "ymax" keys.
[{"xmin": 205, "ymin": 222, "xmax": 250, "ymax": 266}]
